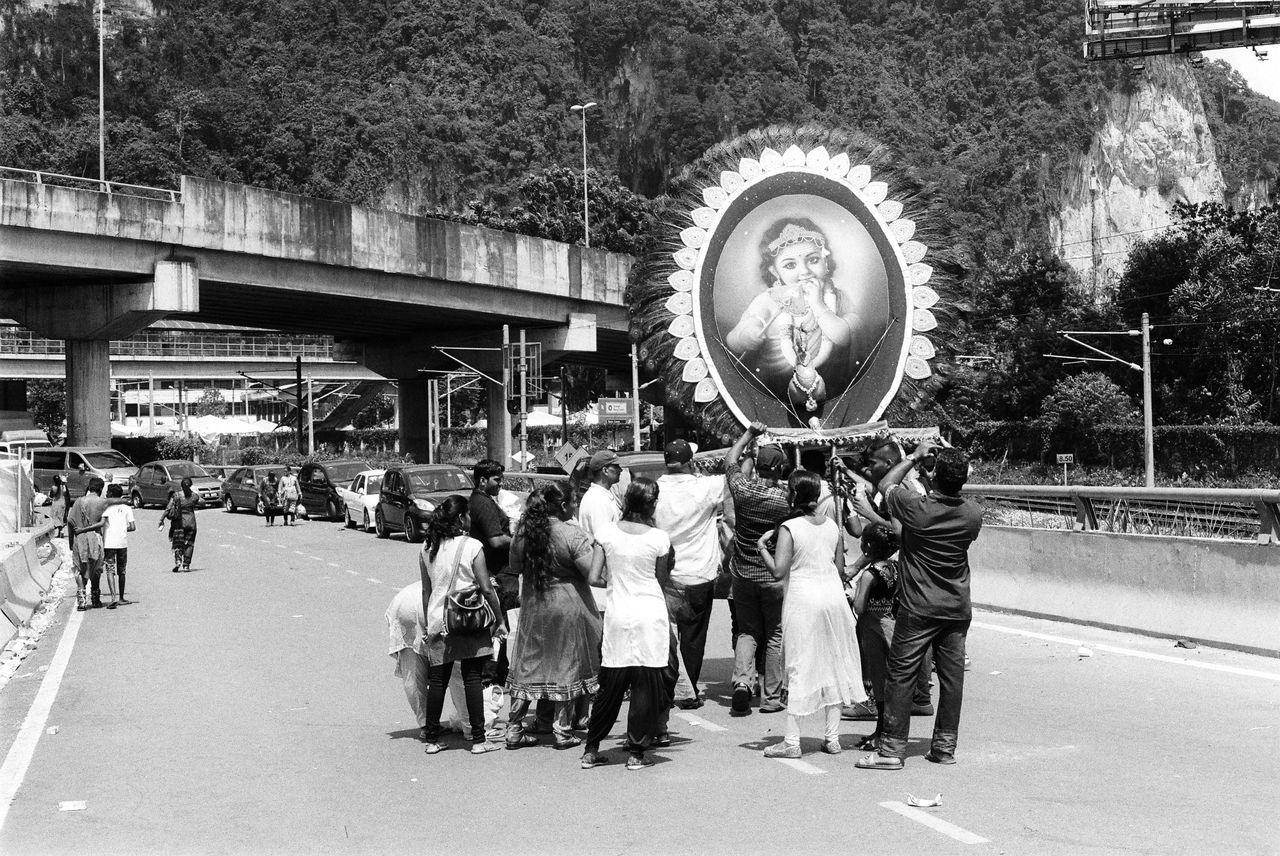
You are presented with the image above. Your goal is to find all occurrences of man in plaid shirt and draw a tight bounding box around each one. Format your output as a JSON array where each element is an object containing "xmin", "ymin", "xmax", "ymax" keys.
[{"xmin": 724, "ymin": 422, "xmax": 792, "ymax": 716}]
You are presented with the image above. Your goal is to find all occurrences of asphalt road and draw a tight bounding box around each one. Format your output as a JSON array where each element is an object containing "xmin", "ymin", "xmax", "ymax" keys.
[{"xmin": 0, "ymin": 506, "xmax": 1277, "ymax": 856}]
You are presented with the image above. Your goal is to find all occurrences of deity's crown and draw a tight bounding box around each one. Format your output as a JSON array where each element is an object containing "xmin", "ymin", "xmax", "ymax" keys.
[{"xmin": 767, "ymin": 223, "xmax": 828, "ymax": 256}]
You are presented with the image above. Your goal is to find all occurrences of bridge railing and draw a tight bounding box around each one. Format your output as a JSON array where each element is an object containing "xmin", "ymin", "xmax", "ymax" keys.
[
  {"xmin": 965, "ymin": 483, "xmax": 1280, "ymax": 545},
  {"xmin": 0, "ymin": 326, "xmax": 331, "ymax": 359},
  {"xmin": 0, "ymin": 166, "xmax": 180, "ymax": 203}
]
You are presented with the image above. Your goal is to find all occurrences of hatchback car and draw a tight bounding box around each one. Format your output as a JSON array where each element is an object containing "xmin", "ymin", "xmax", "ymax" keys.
[
  {"xmin": 298, "ymin": 460, "xmax": 371, "ymax": 520},
  {"xmin": 220, "ymin": 465, "xmax": 288, "ymax": 515},
  {"xmin": 339, "ymin": 469, "xmax": 386, "ymax": 532},
  {"xmin": 32, "ymin": 447, "xmax": 137, "ymax": 497},
  {"xmin": 130, "ymin": 460, "xmax": 223, "ymax": 508},
  {"xmin": 375, "ymin": 464, "xmax": 471, "ymax": 542}
]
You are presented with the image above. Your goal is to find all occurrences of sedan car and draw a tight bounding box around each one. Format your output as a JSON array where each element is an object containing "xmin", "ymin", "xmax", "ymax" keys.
[
  {"xmin": 298, "ymin": 460, "xmax": 372, "ymax": 520},
  {"xmin": 129, "ymin": 460, "xmax": 223, "ymax": 508},
  {"xmin": 375, "ymin": 464, "xmax": 471, "ymax": 542},
  {"xmin": 220, "ymin": 465, "xmax": 287, "ymax": 515},
  {"xmin": 339, "ymin": 469, "xmax": 385, "ymax": 532}
]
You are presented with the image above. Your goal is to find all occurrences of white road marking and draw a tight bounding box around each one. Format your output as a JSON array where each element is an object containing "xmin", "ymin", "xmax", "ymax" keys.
[
  {"xmin": 367, "ymin": 578, "xmax": 383, "ymax": 585},
  {"xmin": 307, "ymin": 556, "xmax": 324, "ymax": 562},
  {"xmin": 973, "ymin": 620, "xmax": 1280, "ymax": 682},
  {"xmin": 0, "ymin": 609, "xmax": 85, "ymax": 833},
  {"xmin": 344, "ymin": 570, "xmax": 358, "ymax": 576},
  {"xmin": 293, "ymin": 551, "xmax": 306, "ymax": 556},
  {"xmin": 880, "ymin": 801, "xmax": 989, "ymax": 844},
  {"xmin": 773, "ymin": 757, "xmax": 826, "ymax": 776},
  {"xmin": 672, "ymin": 711, "xmax": 727, "ymax": 732},
  {"xmin": 276, "ymin": 544, "xmax": 287, "ymax": 549},
  {"xmin": 327, "ymin": 562, "xmax": 340, "ymax": 568}
]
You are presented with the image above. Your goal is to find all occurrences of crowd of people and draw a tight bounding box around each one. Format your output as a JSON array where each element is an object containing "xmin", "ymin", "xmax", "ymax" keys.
[{"xmin": 389, "ymin": 423, "xmax": 983, "ymax": 771}]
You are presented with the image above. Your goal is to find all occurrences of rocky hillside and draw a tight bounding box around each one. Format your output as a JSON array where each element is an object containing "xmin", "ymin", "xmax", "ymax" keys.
[{"xmin": 1, "ymin": 0, "xmax": 1277, "ymax": 284}]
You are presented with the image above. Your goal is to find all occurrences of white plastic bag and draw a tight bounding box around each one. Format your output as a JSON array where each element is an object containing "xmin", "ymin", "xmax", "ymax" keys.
[{"xmin": 448, "ymin": 682, "xmax": 506, "ymax": 740}]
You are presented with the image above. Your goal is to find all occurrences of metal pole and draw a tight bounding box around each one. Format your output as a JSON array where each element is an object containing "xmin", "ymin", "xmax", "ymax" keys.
[
  {"xmin": 177, "ymin": 380, "xmax": 185, "ymax": 433},
  {"xmin": 97, "ymin": 0, "xmax": 105, "ymax": 185},
  {"xmin": 501, "ymin": 325, "xmax": 511, "ymax": 465},
  {"xmin": 445, "ymin": 373, "xmax": 452, "ymax": 428},
  {"xmin": 560, "ymin": 365, "xmax": 569, "ymax": 446},
  {"xmin": 580, "ymin": 113, "xmax": 590, "ymax": 248},
  {"xmin": 295, "ymin": 355, "xmax": 305, "ymax": 453},
  {"xmin": 148, "ymin": 371, "xmax": 155, "ymax": 435},
  {"xmin": 518, "ymin": 330, "xmax": 529, "ymax": 471},
  {"xmin": 306, "ymin": 375, "xmax": 315, "ymax": 456},
  {"xmin": 630, "ymin": 344, "xmax": 642, "ymax": 452},
  {"xmin": 1142, "ymin": 312, "xmax": 1155, "ymax": 488},
  {"xmin": 427, "ymin": 378, "xmax": 439, "ymax": 464}
]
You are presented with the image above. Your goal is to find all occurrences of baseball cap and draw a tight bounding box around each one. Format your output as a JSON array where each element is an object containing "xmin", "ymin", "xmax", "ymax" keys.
[
  {"xmin": 664, "ymin": 439, "xmax": 698, "ymax": 465},
  {"xmin": 754, "ymin": 445, "xmax": 788, "ymax": 472},
  {"xmin": 589, "ymin": 450, "xmax": 620, "ymax": 472}
]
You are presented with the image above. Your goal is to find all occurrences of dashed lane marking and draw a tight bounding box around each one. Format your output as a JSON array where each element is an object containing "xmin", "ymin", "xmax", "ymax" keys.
[
  {"xmin": 772, "ymin": 757, "xmax": 826, "ymax": 776},
  {"xmin": 972, "ymin": 620, "xmax": 1280, "ymax": 682},
  {"xmin": 880, "ymin": 801, "xmax": 990, "ymax": 845},
  {"xmin": 367, "ymin": 578, "xmax": 384, "ymax": 585},
  {"xmin": 345, "ymin": 570, "xmax": 358, "ymax": 575},
  {"xmin": 293, "ymin": 551, "xmax": 307, "ymax": 556},
  {"xmin": 672, "ymin": 711, "xmax": 727, "ymax": 732},
  {"xmin": 327, "ymin": 562, "xmax": 340, "ymax": 568}
]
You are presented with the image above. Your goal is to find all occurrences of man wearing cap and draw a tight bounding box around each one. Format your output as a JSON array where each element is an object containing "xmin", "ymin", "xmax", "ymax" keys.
[
  {"xmin": 724, "ymin": 422, "xmax": 792, "ymax": 716},
  {"xmin": 655, "ymin": 439, "xmax": 726, "ymax": 710},
  {"xmin": 576, "ymin": 450, "xmax": 623, "ymax": 613}
]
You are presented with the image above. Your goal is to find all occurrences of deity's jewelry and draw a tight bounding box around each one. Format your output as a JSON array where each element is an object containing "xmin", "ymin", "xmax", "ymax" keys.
[{"xmin": 767, "ymin": 223, "xmax": 831, "ymax": 257}]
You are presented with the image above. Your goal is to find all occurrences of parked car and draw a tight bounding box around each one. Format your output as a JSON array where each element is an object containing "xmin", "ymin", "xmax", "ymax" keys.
[
  {"xmin": 298, "ymin": 460, "xmax": 371, "ymax": 520},
  {"xmin": 339, "ymin": 469, "xmax": 385, "ymax": 531},
  {"xmin": 32, "ymin": 447, "xmax": 137, "ymax": 497},
  {"xmin": 129, "ymin": 460, "xmax": 223, "ymax": 508},
  {"xmin": 375, "ymin": 464, "xmax": 471, "ymax": 542},
  {"xmin": 220, "ymin": 465, "xmax": 288, "ymax": 515}
]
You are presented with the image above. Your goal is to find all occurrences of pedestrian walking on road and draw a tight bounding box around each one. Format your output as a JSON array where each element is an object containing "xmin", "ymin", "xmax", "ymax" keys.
[
  {"xmin": 160, "ymin": 478, "xmax": 200, "ymax": 572},
  {"xmin": 758, "ymin": 470, "xmax": 865, "ymax": 758},
  {"xmin": 260, "ymin": 471, "xmax": 282, "ymax": 525},
  {"xmin": 419, "ymin": 495, "xmax": 508, "ymax": 756},
  {"xmin": 101, "ymin": 484, "xmax": 136, "ymax": 608},
  {"xmin": 47, "ymin": 474, "xmax": 68, "ymax": 537},
  {"xmin": 581, "ymin": 478, "xmax": 674, "ymax": 772},
  {"xmin": 277, "ymin": 467, "xmax": 301, "ymax": 526},
  {"xmin": 505, "ymin": 484, "xmax": 602, "ymax": 750},
  {"xmin": 856, "ymin": 443, "xmax": 982, "ymax": 770},
  {"xmin": 724, "ymin": 422, "xmax": 792, "ymax": 717},
  {"xmin": 67, "ymin": 477, "xmax": 110, "ymax": 610},
  {"xmin": 654, "ymin": 439, "xmax": 725, "ymax": 711}
]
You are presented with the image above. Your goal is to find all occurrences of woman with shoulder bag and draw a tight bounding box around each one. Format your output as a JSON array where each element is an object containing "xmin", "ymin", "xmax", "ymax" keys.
[
  {"xmin": 420, "ymin": 495, "xmax": 508, "ymax": 755},
  {"xmin": 159, "ymin": 479, "xmax": 200, "ymax": 573}
]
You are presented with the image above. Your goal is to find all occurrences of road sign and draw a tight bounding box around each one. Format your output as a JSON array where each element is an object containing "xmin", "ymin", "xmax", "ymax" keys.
[
  {"xmin": 510, "ymin": 450, "xmax": 535, "ymax": 466},
  {"xmin": 553, "ymin": 442, "xmax": 579, "ymax": 472},
  {"xmin": 597, "ymin": 397, "xmax": 631, "ymax": 423},
  {"xmin": 1056, "ymin": 454, "xmax": 1074, "ymax": 464}
]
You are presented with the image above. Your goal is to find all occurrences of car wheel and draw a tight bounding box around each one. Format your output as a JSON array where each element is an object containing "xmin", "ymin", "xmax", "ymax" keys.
[
  {"xmin": 375, "ymin": 508, "xmax": 389, "ymax": 539},
  {"xmin": 326, "ymin": 499, "xmax": 341, "ymax": 521},
  {"xmin": 362, "ymin": 510, "xmax": 371, "ymax": 532},
  {"xmin": 404, "ymin": 514, "xmax": 424, "ymax": 544},
  {"xmin": 130, "ymin": 491, "xmax": 145, "ymax": 509},
  {"xmin": 223, "ymin": 495, "xmax": 236, "ymax": 513},
  {"xmin": 344, "ymin": 508, "xmax": 357, "ymax": 528},
  {"xmin": 255, "ymin": 497, "xmax": 266, "ymax": 516}
]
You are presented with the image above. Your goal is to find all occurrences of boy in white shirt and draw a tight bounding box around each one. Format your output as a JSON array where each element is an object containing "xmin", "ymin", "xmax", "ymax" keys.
[{"xmin": 102, "ymin": 484, "xmax": 136, "ymax": 608}]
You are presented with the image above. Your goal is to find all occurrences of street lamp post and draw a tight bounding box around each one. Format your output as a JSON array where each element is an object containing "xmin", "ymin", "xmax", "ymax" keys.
[
  {"xmin": 569, "ymin": 101, "xmax": 597, "ymax": 248},
  {"xmin": 97, "ymin": 0, "xmax": 106, "ymax": 185}
]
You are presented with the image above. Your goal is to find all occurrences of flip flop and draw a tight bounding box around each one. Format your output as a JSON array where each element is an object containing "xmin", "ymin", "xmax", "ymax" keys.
[{"xmin": 854, "ymin": 753, "xmax": 904, "ymax": 771}]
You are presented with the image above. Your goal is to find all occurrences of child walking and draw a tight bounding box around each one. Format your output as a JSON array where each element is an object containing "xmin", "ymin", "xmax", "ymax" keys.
[{"xmin": 102, "ymin": 484, "xmax": 136, "ymax": 608}]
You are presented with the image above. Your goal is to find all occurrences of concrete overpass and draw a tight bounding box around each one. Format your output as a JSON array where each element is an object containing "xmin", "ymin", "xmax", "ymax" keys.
[{"xmin": 0, "ymin": 171, "xmax": 633, "ymax": 455}]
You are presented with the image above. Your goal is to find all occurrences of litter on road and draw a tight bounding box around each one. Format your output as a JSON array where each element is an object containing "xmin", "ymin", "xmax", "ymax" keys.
[{"xmin": 907, "ymin": 793, "xmax": 943, "ymax": 808}]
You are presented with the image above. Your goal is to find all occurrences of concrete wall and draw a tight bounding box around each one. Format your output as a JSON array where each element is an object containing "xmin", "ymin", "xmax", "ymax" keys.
[{"xmin": 972, "ymin": 527, "xmax": 1280, "ymax": 657}]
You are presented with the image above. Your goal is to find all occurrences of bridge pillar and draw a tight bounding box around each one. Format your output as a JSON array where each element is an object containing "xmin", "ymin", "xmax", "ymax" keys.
[
  {"xmin": 397, "ymin": 377, "xmax": 432, "ymax": 462},
  {"xmin": 0, "ymin": 261, "xmax": 198, "ymax": 446}
]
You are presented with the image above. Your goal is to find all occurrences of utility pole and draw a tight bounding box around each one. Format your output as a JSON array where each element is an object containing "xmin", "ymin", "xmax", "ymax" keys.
[
  {"xmin": 1141, "ymin": 312, "xmax": 1154, "ymax": 488},
  {"xmin": 427, "ymin": 378, "xmax": 439, "ymax": 464},
  {"xmin": 306, "ymin": 375, "xmax": 315, "ymax": 457},
  {"xmin": 501, "ymin": 325, "xmax": 511, "ymax": 465},
  {"xmin": 518, "ymin": 328, "xmax": 529, "ymax": 472},
  {"xmin": 295, "ymin": 356, "xmax": 305, "ymax": 453},
  {"xmin": 560, "ymin": 365, "xmax": 569, "ymax": 446},
  {"xmin": 148, "ymin": 370, "xmax": 155, "ymax": 435},
  {"xmin": 630, "ymin": 344, "xmax": 642, "ymax": 452},
  {"xmin": 97, "ymin": 0, "xmax": 105, "ymax": 185}
]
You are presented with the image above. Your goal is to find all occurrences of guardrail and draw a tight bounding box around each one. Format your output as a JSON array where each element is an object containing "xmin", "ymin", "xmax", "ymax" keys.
[
  {"xmin": 0, "ymin": 327, "xmax": 332, "ymax": 359},
  {"xmin": 965, "ymin": 484, "xmax": 1280, "ymax": 544},
  {"xmin": 0, "ymin": 166, "xmax": 180, "ymax": 203}
]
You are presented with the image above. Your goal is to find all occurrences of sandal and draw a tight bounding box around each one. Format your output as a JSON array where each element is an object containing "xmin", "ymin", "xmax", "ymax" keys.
[{"xmin": 854, "ymin": 753, "xmax": 904, "ymax": 770}]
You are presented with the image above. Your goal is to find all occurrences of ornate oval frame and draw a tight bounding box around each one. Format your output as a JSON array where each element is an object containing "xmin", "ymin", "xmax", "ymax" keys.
[{"xmin": 657, "ymin": 143, "xmax": 939, "ymax": 430}]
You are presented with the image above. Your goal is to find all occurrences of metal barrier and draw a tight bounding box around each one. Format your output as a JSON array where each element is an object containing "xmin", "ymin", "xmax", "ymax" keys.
[
  {"xmin": 966, "ymin": 484, "xmax": 1280, "ymax": 545},
  {"xmin": 1, "ymin": 166, "xmax": 180, "ymax": 202}
]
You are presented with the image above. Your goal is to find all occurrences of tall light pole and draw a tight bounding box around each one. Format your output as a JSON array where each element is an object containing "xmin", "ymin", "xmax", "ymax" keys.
[
  {"xmin": 97, "ymin": 0, "xmax": 106, "ymax": 184},
  {"xmin": 570, "ymin": 101, "xmax": 597, "ymax": 247}
]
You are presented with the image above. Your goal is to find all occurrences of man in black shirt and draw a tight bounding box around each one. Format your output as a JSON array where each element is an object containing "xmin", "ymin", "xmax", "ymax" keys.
[
  {"xmin": 856, "ymin": 443, "xmax": 982, "ymax": 770},
  {"xmin": 471, "ymin": 459, "xmax": 515, "ymax": 684}
]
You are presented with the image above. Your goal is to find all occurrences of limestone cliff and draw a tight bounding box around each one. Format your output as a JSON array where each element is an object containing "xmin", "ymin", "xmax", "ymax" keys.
[{"xmin": 1051, "ymin": 58, "xmax": 1228, "ymax": 296}]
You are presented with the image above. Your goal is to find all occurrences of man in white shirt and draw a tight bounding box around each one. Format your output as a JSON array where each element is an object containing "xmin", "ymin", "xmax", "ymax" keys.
[
  {"xmin": 576, "ymin": 449, "xmax": 623, "ymax": 615},
  {"xmin": 655, "ymin": 439, "xmax": 725, "ymax": 709},
  {"xmin": 101, "ymin": 484, "xmax": 136, "ymax": 608}
]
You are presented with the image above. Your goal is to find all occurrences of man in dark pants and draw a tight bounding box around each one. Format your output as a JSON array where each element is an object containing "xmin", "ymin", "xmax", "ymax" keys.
[
  {"xmin": 470, "ymin": 459, "xmax": 516, "ymax": 683},
  {"xmin": 856, "ymin": 443, "xmax": 982, "ymax": 770},
  {"xmin": 724, "ymin": 422, "xmax": 791, "ymax": 716}
]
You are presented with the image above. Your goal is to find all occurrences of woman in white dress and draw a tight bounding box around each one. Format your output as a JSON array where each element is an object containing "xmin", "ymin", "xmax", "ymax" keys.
[
  {"xmin": 759, "ymin": 469, "xmax": 866, "ymax": 757},
  {"xmin": 581, "ymin": 478, "xmax": 673, "ymax": 772}
]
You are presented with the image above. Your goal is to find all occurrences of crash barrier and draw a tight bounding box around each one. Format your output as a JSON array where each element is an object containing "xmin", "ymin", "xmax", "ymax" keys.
[
  {"xmin": 966, "ymin": 485, "xmax": 1280, "ymax": 657},
  {"xmin": 0, "ymin": 521, "xmax": 59, "ymax": 645}
]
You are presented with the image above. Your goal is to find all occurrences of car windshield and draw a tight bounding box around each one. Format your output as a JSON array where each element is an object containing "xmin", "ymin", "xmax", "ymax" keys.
[
  {"xmin": 366, "ymin": 474, "xmax": 384, "ymax": 493},
  {"xmin": 83, "ymin": 451, "xmax": 134, "ymax": 469},
  {"xmin": 323, "ymin": 462, "xmax": 368, "ymax": 483},
  {"xmin": 407, "ymin": 469, "xmax": 470, "ymax": 493},
  {"xmin": 168, "ymin": 462, "xmax": 210, "ymax": 479}
]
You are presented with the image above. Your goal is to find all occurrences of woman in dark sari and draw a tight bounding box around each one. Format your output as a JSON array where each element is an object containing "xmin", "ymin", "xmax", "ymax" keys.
[{"xmin": 159, "ymin": 477, "xmax": 200, "ymax": 572}]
